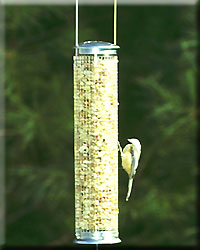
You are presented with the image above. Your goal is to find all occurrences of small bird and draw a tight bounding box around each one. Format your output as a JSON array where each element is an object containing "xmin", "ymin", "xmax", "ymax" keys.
[{"xmin": 118, "ymin": 138, "xmax": 141, "ymax": 201}]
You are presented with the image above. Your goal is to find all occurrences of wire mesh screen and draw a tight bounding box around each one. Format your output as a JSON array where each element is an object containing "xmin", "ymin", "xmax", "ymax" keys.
[{"xmin": 74, "ymin": 55, "xmax": 119, "ymax": 240}]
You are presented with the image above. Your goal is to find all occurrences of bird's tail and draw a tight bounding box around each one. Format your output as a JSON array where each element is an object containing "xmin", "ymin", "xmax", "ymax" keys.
[{"xmin": 126, "ymin": 178, "xmax": 134, "ymax": 201}]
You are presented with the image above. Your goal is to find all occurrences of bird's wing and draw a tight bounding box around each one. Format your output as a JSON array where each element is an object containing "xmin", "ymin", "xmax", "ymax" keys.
[
  {"xmin": 130, "ymin": 146, "xmax": 138, "ymax": 178},
  {"xmin": 126, "ymin": 147, "xmax": 139, "ymax": 201}
]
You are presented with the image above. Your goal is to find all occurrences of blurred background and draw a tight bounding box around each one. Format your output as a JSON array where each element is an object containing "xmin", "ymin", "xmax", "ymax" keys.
[{"xmin": 5, "ymin": 4, "xmax": 197, "ymax": 247}]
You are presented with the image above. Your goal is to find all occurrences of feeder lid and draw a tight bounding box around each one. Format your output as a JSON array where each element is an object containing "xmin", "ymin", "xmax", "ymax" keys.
[{"xmin": 74, "ymin": 41, "xmax": 120, "ymax": 55}]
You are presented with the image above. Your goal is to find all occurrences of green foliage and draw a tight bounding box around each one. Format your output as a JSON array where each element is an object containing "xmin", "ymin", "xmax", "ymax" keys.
[{"xmin": 5, "ymin": 5, "xmax": 197, "ymax": 247}]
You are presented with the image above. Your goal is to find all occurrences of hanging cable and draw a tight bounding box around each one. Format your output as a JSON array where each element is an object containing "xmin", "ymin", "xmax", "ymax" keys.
[
  {"xmin": 75, "ymin": 0, "xmax": 78, "ymax": 46},
  {"xmin": 114, "ymin": 0, "xmax": 117, "ymax": 45},
  {"xmin": 75, "ymin": 0, "xmax": 117, "ymax": 46}
]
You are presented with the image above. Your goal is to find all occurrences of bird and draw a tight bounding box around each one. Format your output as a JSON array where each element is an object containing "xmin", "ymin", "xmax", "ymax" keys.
[{"xmin": 118, "ymin": 138, "xmax": 141, "ymax": 201}]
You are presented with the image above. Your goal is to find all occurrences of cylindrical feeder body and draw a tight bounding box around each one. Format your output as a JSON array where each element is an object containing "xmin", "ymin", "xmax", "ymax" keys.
[{"xmin": 73, "ymin": 41, "xmax": 120, "ymax": 244}]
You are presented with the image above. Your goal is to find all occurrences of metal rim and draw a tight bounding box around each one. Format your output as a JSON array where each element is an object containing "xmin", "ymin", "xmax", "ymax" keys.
[
  {"xmin": 74, "ymin": 41, "xmax": 120, "ymax": 55},
  {"xmin": 74, "ymin": 238, "xmax": 121, "ymax": 244}
]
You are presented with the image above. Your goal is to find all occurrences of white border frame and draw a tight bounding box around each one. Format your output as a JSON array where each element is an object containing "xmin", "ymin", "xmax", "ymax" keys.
[{"xmin": 0, "ymin": 0, "xmax": 197, "ymax": 246}]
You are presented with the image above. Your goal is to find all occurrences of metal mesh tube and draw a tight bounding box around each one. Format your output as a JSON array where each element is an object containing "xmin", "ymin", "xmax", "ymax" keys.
[{"xmin": 74, "ymin": 54, "xmax": 120, "ymax": 244}]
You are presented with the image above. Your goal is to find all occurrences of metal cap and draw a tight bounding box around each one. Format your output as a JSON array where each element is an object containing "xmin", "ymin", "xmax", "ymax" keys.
[{"xmin": 74, "ymin": 41, "xmax": 120, "ymax": 55}]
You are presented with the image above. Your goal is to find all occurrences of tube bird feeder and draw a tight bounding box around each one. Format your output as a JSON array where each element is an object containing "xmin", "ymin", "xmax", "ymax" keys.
[{"xmin": 73, "ymin": 0, "xmax": 121, "ymax": 244}]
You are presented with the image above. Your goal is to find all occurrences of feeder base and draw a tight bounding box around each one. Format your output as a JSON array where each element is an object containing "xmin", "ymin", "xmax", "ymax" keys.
[
  {"xmin": 74, "ymin": 238, "xmax": 121, "ymax": 244},
  {"xmin": 74, "ymin": 231, "xmax": 121, "ymax": 244}
]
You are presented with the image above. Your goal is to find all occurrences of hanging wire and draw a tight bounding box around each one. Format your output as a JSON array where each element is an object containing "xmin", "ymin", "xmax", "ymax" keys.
[
  {"xmin": 114, "ymin": 0, "xmax": 117, "ymax": 45},
  {"xmin": 75, "ymin": 0, "xmax": 78, "ymax": 46},
  {"xmin": 75, "ymin": 0, "xmax": 117, "ymax": 46}
]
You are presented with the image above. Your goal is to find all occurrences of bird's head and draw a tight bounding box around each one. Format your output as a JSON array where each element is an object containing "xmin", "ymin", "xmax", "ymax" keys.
[{"xmin": 127, "ymin": 138, "xmax": 141, "ymax": 151}]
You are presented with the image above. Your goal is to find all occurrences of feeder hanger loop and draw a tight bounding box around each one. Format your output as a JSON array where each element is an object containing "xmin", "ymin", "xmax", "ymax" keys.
[{"xmin": 75, "ymin": 0, "xmax": 118, "ymax": 46}]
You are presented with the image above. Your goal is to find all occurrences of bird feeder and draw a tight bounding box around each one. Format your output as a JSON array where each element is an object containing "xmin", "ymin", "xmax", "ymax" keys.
[{"xmin": 73, "ymin": 0, "xmax": 121, "ymax": 244}]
